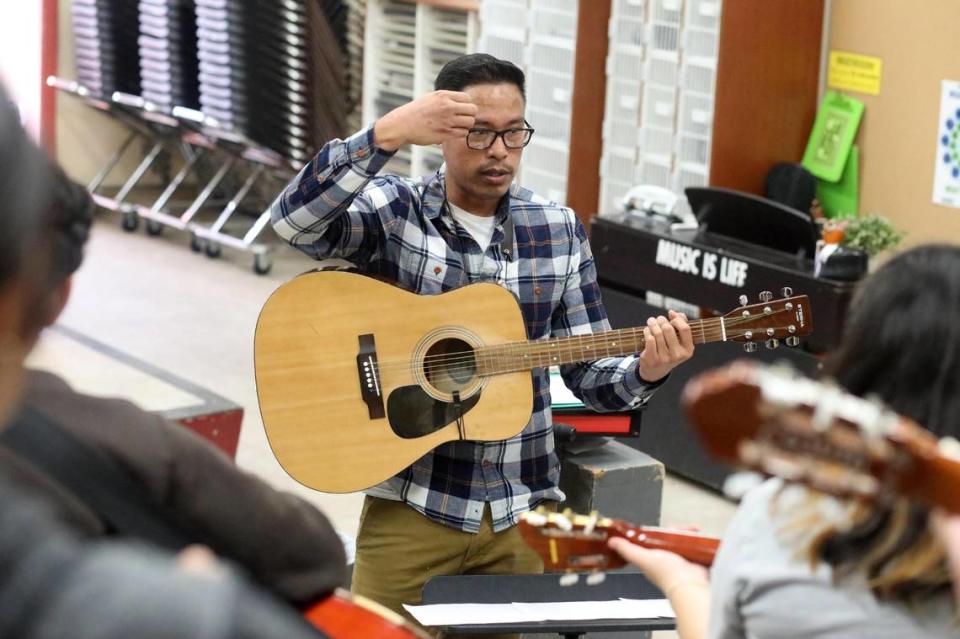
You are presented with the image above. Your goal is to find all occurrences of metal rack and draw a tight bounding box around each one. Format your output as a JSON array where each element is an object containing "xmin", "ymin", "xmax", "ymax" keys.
[{"xmin": 599, "ymin": 0, "xmax": 722, "ymax": 217}]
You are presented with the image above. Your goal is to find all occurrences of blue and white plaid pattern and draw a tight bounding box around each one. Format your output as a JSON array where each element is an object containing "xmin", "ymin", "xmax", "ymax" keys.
[{"xmin": 270, "ymin": 125, "xmax": 660, "ymax": 533}]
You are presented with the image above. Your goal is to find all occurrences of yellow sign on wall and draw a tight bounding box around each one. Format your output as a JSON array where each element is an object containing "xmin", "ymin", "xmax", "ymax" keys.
[{"xmin": 828, "ymin": 51, "xmax": 882, "ymax": 95}]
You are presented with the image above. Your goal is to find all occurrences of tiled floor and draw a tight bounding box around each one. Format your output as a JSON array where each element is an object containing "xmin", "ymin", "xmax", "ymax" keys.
[{"xmin": 37, "ymin": 215, "xmax": 736, "ymax": 637}]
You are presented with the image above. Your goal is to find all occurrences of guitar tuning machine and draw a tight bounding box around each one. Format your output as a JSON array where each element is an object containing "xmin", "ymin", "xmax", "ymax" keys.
[
  {"xmin": 785, "ymin": 336, "xmax": 800, "ymax": 347},
  {"xmin": 743, "ymin": 341, "xmax": 758, "ymax": 353},
  {"xmin": 585, "ymin": 573, "xmax": 607, "ymax": 586},
  {"xmin": 765, "ymin": 338, "xmax": 780, "ymax": 350},
  {"xmin": 759, "ymin": 290, "xmax": 774, "ymax": 302},
  {"xmin": 738, "ymin": 294, "xmax": 748, "ymax": 306},
  {"xmin": 781, "ymin": 286, "xmax": 793, "ymax": 297},
  {"xmin": 559, "ymin": 573, "xmax": 580, "ymax": 587}
]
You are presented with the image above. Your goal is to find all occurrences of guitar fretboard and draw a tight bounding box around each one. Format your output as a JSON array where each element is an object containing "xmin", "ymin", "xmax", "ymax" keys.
[{"xmin": 474, "ymin": 316, "xmax": 729, "ymax": 376}]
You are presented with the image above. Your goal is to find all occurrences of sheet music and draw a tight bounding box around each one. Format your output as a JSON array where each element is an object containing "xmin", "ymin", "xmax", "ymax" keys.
[
  {"xmin": 549, "ymin": 368, "xmax": 585, "ymax": 408},
  {"xmin": 403, "ymin": 598, "xmax": 675, "ymax": 626}
]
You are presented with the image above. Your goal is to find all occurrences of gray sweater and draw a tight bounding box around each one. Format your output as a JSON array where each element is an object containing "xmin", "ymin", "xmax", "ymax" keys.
[
  {"xmin": 0, "ymin": 473, "xmax": 323, "ymax": 639},
  {"xmin": 708, "ymin": 479, "xmax": 959, "ymax": 639}
]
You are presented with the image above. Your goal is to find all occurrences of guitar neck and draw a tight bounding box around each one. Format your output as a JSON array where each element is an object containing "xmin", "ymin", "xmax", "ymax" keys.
[
  {"xmin": 618, "ymin": 525, "xmax": 721, "ymax": 567},
  {"xmin": 475, "ymin": 317, "xmax": 727, "ymax": 376}
]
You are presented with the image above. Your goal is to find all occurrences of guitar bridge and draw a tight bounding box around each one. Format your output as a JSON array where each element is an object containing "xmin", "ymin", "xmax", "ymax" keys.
[{"xmin": 357, "ymin": 334, "xmax": 385, "ymax": 420}]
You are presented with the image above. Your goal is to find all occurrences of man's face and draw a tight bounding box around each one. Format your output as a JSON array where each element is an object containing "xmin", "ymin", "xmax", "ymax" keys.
[{"xmin": 441, "ymin": 82, "xmax": 525, "ymax": 212}]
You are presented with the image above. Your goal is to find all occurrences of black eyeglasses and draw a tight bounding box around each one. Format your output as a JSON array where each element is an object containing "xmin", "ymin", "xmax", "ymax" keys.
[{"xmin": 465, "ymin": 120, "xmax": 535, "ymax": 150}]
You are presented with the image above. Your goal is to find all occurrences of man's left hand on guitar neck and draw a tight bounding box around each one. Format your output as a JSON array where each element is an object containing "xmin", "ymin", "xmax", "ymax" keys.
[{"xmin": 638, "ymin": 311, "xmax": 695, "ymax": 383}]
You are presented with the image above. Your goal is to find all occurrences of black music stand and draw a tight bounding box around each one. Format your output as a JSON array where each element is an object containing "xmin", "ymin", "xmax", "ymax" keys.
[
  {"xmin": 420, "ymin": 573, "xmax": 675, "ymax": 637},
  {"xmin": 686, "ymin": 186, "xmax": 820, "ymax": 259}
]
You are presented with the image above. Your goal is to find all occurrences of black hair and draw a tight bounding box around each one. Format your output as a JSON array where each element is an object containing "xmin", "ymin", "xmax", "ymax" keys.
[
  {"xmin": 817, "ymin": 245, "xmax": 960, "ymax": 599},
  {"xmin": 826, "ymin": 244, "xmax": 960, "ymax": 438},
  {"xmin": 43, "ymin": 162, "xmax": 93, "ymax": 287},
  {"xmin": 434, "ymin": 53, "xmax": 526, "ymax": 100},
  {"xmin": 0, "ymin": 89, "xmax": 51, "ymax": 290}
]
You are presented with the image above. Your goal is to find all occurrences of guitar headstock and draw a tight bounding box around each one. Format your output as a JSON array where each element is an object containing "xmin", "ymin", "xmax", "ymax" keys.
[
  {"xmin": 722, "ymin": 288, "xmax": 813, "ymax": 352},
  {"xmin": 682, "ymin": 361, "xmax": 960, "ymax": 512},
  {"xmin": 519, "ymin": 508, "xmax": 719, "ymax": 583},
  {"xmin": 519, "ymin": 509, "xmax": 625, "ymax": 578}
]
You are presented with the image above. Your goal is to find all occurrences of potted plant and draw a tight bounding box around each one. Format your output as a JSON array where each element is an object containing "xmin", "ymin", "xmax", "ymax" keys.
[{"xmin": 841, "ymin": 214, "xmax": 905, "ymax": 258}]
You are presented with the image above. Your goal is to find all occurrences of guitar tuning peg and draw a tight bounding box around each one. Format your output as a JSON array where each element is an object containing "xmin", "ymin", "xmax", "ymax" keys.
[
  {"xmin": 759, "ymin": 290, "xmax": 773, "ymax": 302},
  {"xmin": 781, "ymin": 286, "xmax": 793, "ymax": 297},
  {"xmin": 765, "ymin": 338, "xmax": 780, "ymax": 350},
  {"xmin": 785, "ymin": 336, "xmax": 800, "ymax": 347},
  {"xmin": 738, "ymin": 294, "xmax": 748, "ymax": 306},
  {"xmin": 743, "ymin": 342, "xmax": 758, "ymax": 353},
  {"xmin": 586, "ymin": 572, "xmax": 607, "ymax": 586},
  {"xmin": 559, "ymin": 573, "xmax": 580, "ymax": 587}
]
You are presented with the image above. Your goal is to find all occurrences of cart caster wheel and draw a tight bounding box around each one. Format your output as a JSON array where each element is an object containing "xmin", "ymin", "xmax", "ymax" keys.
[
  {"xmin": 146, "ymin": 220, "xmax": 163, "ymax": 236},
  {"xmin": 205, "ymin": 243, "xmax": 222, "ymax": 258},
  {"xmin": 121, "ymin": 212, "xmax": 139, "ymax": 232},
  {"xmin": 190, "ymin": 235, "xmax": 204, "ymax": 253},
  {"xmin": 253, "ymin": 255, "xmax": 272, "ymax": 276}
]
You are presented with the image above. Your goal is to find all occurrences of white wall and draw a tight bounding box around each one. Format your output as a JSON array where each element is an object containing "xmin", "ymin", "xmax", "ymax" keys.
[{"xmin": 0, "ymin": 0, "xmax": 44, "ymax": 141}]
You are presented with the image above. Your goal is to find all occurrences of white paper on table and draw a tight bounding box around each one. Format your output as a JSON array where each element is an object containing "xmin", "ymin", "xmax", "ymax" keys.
[
  {"xmin": 549, "ymin": 368, "xmax": 585, "ymax": 408},
  {"xmin": 619, "ymin": 598, "xmax": 677, "ymax": 618},
  {"xmin": 402, "ymin": 603, "xmax": 540, "ymax": 627},
  {"xmin": 403, "ymin": 598, "xmax": 676, "ymax": 627},
  {"xmin": 513, "ymin": 600, "xmax": 654, "ymax": 621}
]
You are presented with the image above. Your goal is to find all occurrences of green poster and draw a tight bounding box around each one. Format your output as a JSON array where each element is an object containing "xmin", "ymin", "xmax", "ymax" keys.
[
  {"xmin": 817, "ymin": 145, "xmax": 859, "ymax": 219},
  {"xmin": 802, "ymin": 91, "xmax": 865, "ymax": 182}
]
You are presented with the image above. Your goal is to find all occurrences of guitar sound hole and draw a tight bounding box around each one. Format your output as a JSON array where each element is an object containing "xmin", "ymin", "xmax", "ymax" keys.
[{"xmin": 424, "ymin": 338, "xmax": 476, "ymax": 393}]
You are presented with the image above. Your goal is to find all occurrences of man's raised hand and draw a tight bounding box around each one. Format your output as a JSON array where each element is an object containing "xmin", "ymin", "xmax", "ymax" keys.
[{"xmin": 374, "ymin": 91, "xmax": 478, "ymax": 151}]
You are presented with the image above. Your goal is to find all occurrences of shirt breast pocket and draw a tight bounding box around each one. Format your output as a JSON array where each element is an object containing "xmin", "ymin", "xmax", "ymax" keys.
[{"xmin": 398, "ymin": 252, "xmax": 459, "ymax": 294}]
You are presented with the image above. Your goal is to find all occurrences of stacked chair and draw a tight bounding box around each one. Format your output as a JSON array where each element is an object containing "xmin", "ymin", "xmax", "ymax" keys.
[
  {"xmin": 195, "ymin": 0, "xmax": 347, "ymax": 165},
  {"xmin": 71, "ymin": 0, "xmax": 142, "ymax": 98},
  {"xmin": 345, "ymin": 0, "xmax": 367, "ymax": 132},
  {"xmin": 59, "ymin": 0, "xmax": 352, "ymax": 275},
  {"xmin": 138, "ymin": 0, "xmax": 201, "ymax": 112}
]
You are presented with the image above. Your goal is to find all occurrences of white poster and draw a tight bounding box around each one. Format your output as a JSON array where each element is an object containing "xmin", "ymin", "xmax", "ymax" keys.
[{"xmin": 933, "ymin": 80, "xmax": 960, "ymax": 208}]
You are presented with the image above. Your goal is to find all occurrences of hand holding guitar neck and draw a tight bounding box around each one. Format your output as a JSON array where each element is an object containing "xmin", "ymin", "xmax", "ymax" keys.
[{"xmin": 518, "ymin": 508, "xmax": 720, "ymax": 587}]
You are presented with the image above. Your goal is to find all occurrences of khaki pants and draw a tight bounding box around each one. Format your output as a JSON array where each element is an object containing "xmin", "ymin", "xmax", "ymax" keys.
[{"xmin": 351, "ymin": 496, "xmax": 548, "ymax": 639}]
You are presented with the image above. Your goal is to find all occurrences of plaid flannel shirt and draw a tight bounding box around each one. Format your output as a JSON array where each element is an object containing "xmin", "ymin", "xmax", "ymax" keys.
[{"xmin": 269, "ymin": 125, "xmax": 662, "ymax": 533}]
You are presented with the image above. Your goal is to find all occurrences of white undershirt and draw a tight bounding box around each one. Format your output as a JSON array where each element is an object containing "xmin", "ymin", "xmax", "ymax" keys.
[{"xmin": 448, "ymin": 202, "xmax": 497, "ymax": 253}]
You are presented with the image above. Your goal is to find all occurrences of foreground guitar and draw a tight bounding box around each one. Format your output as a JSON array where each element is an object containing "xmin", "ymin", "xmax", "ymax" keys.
[
  {"xmin": 304, "ymin": 589, "xmax": 428, "ymax": 638},
  {"xmin": 255, "ymin": 271, "xmax": 812, "ymax": 492},
  {"xmin": 519, "ymin": 508, "xmax": 720, "ymax": 580},
  {"xmin": 682, "ymin": 361, "xmax": 960, "ymax": 513}
]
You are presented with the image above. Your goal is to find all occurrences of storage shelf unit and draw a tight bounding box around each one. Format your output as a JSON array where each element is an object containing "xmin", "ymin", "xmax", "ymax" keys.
[
  {"xmin": 477, "ymin": 0, "xmax": 579, "ymax": 204},
  {"xmin": 362, "ymin": 0, "xmax": 477, "ymax": 178},
  {"xmin": 599, "ymin": 0, "xmax": 721, "ymax": 217}
]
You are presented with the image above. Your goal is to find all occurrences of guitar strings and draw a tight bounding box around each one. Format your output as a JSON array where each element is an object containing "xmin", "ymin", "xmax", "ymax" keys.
[
  {"xmin": 368, "ymin": 311, "xmax": 764, "ymax": 371},
  {"xmin": 369, "ymin": 312, "xmax": 791, "ymax": 375},
  {"xmin": 368, "ymin": 311, "xmax": 800, "ymax": 377}
]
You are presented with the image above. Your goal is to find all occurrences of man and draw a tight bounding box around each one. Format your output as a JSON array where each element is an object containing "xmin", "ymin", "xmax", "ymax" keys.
[
  {"xmin": 270, "ymin": 54, "xmax": 695, "ymax": 631},
  {"xmin": 0, "ymin": 85, "xmax": 323, "ymax": 639},
  {"xmin": 1, "ymin": 161, "xmax": 347, "ymax": 607}
]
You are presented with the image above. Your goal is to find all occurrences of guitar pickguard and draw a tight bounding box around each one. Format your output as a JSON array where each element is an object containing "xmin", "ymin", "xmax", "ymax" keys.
[{"xmin": 386, "ymin": 386, "xmax": 481, "ymax": 439}]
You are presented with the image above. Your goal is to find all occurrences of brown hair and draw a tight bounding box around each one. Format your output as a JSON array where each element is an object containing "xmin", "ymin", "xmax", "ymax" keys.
[{"xmin": 777, "ymin": 246, "xmax": 960, "ymax": 602}]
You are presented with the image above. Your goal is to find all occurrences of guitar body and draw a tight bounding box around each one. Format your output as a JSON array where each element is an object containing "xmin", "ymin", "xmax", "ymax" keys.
[
  {"xmin": 255, "ymin": 271, "xmax": 533, "ymax": 493},
  {"xmin": 304, "ymin": 589, "xmax": 428, "ymax": 638}
]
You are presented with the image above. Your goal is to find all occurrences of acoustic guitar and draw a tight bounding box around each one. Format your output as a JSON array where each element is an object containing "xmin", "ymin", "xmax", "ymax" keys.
[
  {"xmin": 682, "ymin": 360, "xmax": 960, "ymax": 513},
  {"xmin": 255, "ymin": 271, "xmax": 812, "ymax": 492},
  {"xmin": 519, "ymin": 508, "xmax": 720, "ymax": 584}
]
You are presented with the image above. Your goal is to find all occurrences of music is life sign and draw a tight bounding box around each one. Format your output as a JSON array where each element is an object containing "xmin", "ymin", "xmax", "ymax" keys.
[{"xmin": 654, "ymin": 239, "xmax": 749, "ymax": 288}]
